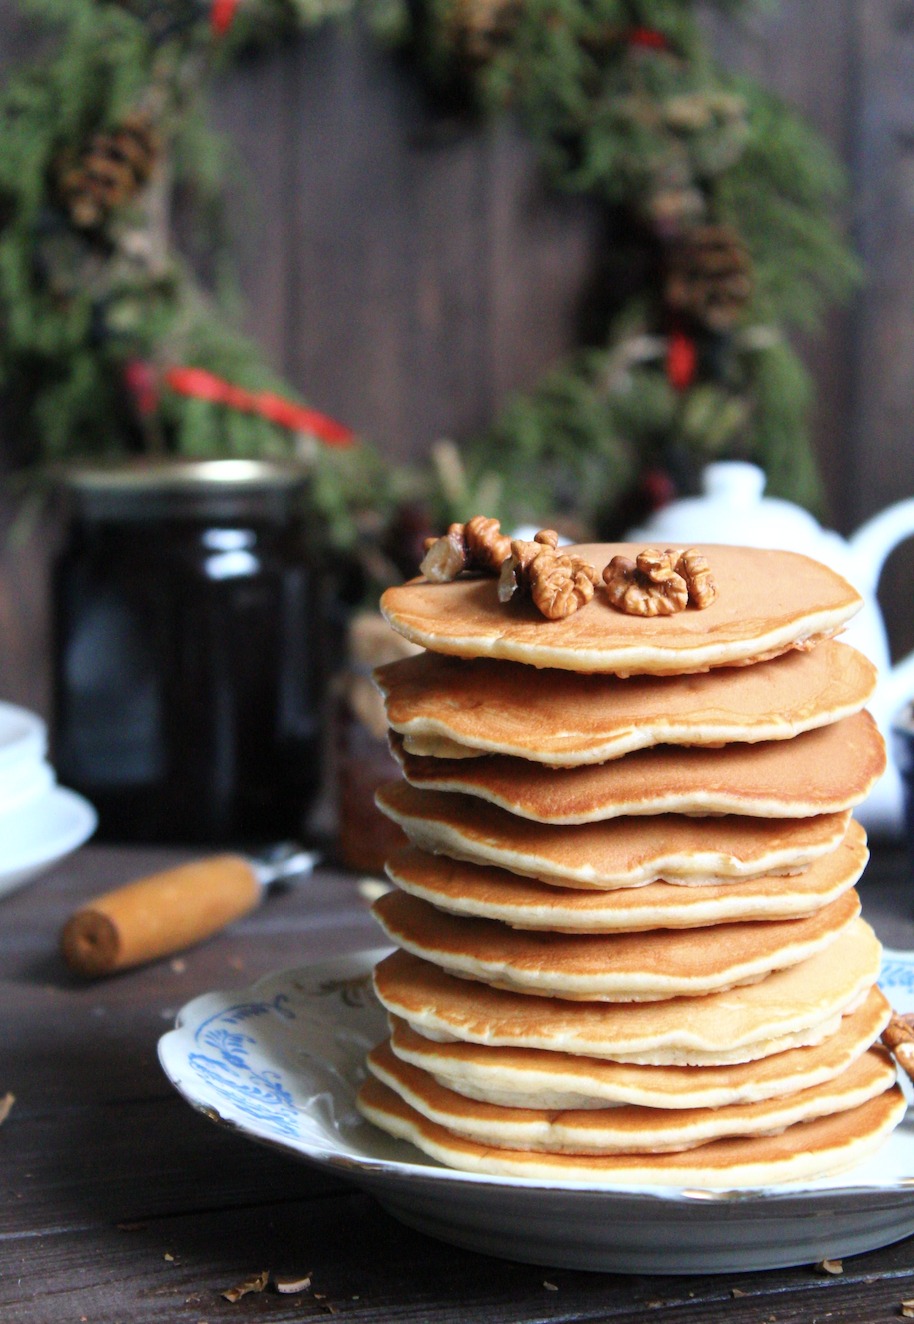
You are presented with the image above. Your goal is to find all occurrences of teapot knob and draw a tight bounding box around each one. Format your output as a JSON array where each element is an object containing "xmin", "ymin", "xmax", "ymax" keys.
[{"xmin": 702, "ymin": 462, "xmax": 766, "ymax": 503}]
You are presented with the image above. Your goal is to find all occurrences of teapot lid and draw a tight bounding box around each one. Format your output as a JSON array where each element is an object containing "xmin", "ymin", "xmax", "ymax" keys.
[{"xmin": 629, "ymin": 461, "xmax": 825, "ymax": 552}]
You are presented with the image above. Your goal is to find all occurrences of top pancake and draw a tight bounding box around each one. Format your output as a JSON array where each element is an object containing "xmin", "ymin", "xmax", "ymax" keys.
[
  {"xmin": 380, "ymin": 544, "xmax": 862, "ymax": 675},
  {"xmin": 376, "ymin": 641, "xmax": 875, "ymax": 765}
]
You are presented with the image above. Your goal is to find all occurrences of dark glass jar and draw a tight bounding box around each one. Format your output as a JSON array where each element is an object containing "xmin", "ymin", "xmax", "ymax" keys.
[{"xmin": 52, "ymin": 460, "xmax": 324, "ymax": 846}]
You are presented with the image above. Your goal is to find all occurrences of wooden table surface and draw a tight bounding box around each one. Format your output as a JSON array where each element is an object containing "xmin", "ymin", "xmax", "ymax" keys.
[{"xmin": 5, "ymin": 842, "xmax": 914, "ymax": 1324}]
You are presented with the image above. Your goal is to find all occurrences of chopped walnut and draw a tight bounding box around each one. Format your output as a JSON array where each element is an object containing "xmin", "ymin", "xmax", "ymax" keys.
[
  {"xmin": 603, "ymin": 546, "xmax": 717, "ymax": 615},
  {"xmin": 532, "ymin": 528, "xmax": 559, "ymax": 551},
  {"xmin": 420, "ymin": 515, "xmax": 511, "ymax": 582},
  {"xmin": 603, "ymin": 547, "xmax": 689, "ymax": 616},
  {"xmin": 420, "ymin": 523, "xmax": 466, "ymax": 581},
  {"xmin": 499, "ymin": 530, "xmax": 599, "ymax": 619},
  {"xmin": 221, "ymin": 1269, "xmax": 270, "ymax": 1303},
  {"xmin": 882, "ymin": 1011, "xmax": 914, "ymax": 1081},
  {"xmin": 676, "ymin": 546, "xmax": 718, "ymax": 608}
]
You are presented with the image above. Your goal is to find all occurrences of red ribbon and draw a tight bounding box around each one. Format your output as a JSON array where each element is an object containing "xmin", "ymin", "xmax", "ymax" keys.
[
  {"xmin": 666, "ymin": 330, "xmax": 698, "ymax": 392},
  {"xmin": 210, "ymin": 0, "xmax": 241, "ymax": 37},
  {"xmin": 164, "ymin": 366, "xmax": 356, "ymax": 446},
  {"xmin": 628, "ymin": 27, "xmax": 669, "ymax": 50}
]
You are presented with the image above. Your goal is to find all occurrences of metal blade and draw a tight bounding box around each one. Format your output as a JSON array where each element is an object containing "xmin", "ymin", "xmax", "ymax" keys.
[{"xmin": 251, "ymin": 842, "xmax": 322, "ymax": 888}]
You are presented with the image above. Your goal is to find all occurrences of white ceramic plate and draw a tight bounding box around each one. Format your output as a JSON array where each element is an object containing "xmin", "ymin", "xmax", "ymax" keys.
[
  {"xmin": 0, "ymin": 785, "xmax": 97, "ymax": 899},
  {"xmin": 0, "ymin": 701, "xmax": 46, "ymax": 771},
  {"xmin": 159, "ymin": 947, "xmax": 914, "ymax": 1274}
]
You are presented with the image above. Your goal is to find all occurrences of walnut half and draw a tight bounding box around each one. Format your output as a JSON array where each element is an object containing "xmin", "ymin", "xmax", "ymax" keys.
[
  {"xmin": 882, "ymin": 1011, "xmax": 914, "ymax": 1083},
  {"xmin": 677, "ymin": 546, "xmax": 718, "ymax": 608},
  {"xmin": 499, "ymin": 529, "xmax": 599, "ymax": 620},
  {"xmin": 603, "ymin": 546, "xmax": 718, "ymax": 616},
  {"xmin": 420, "ymin": 515, "xmax": 511, "ymax": 582}
]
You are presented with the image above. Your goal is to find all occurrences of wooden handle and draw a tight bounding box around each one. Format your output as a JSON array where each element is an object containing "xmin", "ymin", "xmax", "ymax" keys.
[{"xmin": 60, "ymin": 855, "xmax": 261, "ymax": 977}]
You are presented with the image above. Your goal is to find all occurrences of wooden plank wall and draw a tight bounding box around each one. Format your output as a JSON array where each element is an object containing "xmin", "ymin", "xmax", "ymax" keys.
[
  {"xmin": 214, "ymin": 19, "xmax": 601, "ymax": 466},
  {"xmin": 2, "ymin": 0, "xmax": 914, "ymax": 716}
]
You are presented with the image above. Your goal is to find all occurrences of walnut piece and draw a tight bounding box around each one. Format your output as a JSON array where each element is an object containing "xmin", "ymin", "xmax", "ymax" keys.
[
  {"xmin": 882, "ymin": 1011, "xmax": 914, "ymax": 1082},
  {"xmin": 221, "ymin": 1269, "xmax": 270, "ymax": 1303},
  {"xmin": 603, "ymin": 546, "xmax": 717, "ymax": 615},
  {"xmin": 603, "ymin": 547, "xmax": 688, "ymax": 616},
  {"xmin": 499, "ymin": 529, "xmax": 599, "ymax": 619},
  {"xmin": 676, "ymin": 546, "xmax": 718, "ymax": 608},
  {"xmin": 420, "ymin": 515, "xmax": 511, "ymax": 581}
]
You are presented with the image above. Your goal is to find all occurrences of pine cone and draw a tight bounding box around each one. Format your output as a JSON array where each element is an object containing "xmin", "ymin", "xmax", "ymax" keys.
[
  {"xmin": 447, "ymin": 0, "xmax": 521, "ymax": 68},
  {"xmin": 56, "ymin": 114, "xmax": 160, "ymax": 231},
  {"xmin": 664, "ymin": 223, "xmax": 753, "ymax": 332}
]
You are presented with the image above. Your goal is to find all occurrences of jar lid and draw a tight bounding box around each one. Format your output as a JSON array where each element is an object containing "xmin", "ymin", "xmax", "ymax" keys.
[{"xmin": 57, "ymin": 459, "xmax": 310, "ymax": 521}]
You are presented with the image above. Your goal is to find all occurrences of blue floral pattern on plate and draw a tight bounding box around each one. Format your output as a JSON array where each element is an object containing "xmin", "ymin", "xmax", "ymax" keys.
[
  {"xmin": 879, "ymin": 950, "xmax": 914, "ymax": 1006},
  {"xmin": 159, "ymin": 948, "xmax": 392, "ymax": 1154},
  {"xmin": 187, "ymin": 993, "xmax": 300, "ymax": 1138}
]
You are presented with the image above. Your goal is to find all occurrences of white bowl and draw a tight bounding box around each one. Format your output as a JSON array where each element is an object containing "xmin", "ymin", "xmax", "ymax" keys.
[{"xmin": 0, "ymin": 700, "xmax": 46, "ymax": 771}]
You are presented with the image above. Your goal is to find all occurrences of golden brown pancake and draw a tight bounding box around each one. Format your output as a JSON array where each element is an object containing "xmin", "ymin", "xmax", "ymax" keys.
[
  {"xmin": 366, "ymin": 1038, "xmax": 897, "ymax": 1154},
  {"xmin": 389, "ymin": 711, "xmax": 885, "ymax": 822},
  {"xmin": 371, "ymin": 888, "xmax": 861, "ymax": 1001},
  {"xmin": 380, "ymin": 545, "xmax": 862, "ymax": 676},
  {"xmin": 373, "ymin": 921, "xmax": 881, "ymax": 1064},
  {"xmin": 384, "ymin": 822, "xmax": 867, "ymax": 930},
  {"xmin": 357, "ymin": 1075, "xmax": 906, "ymax": 1185},
  {"xmin": 376, "ymin": 782, "xmax": 852, "ymax": 888},
  {"xmin": 377, "ymin": 641, "xmax": 876, "ymax": 765},
  {"xmin": 387, "ymin": 987, "xmax": 892, "ymax": 1110}
]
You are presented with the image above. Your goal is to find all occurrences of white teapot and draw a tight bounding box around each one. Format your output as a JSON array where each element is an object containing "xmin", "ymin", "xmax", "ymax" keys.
[{"xmin": 628, "ymin": 461, "xmax": 914, "ymax": 838}]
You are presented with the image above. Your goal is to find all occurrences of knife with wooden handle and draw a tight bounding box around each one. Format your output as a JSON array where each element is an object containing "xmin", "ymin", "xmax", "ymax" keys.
[{"xmin": 60, "ymin": 845, "xmax": 320, "ymax": 978}]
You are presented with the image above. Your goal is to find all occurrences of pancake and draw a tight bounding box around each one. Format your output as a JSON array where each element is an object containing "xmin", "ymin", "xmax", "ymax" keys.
[
  {"xmin": 387, "ymin": 987, "xmax": 893, "ymax": 1110},
  {"xmin": 373, "ymin": 920, "xmax": 881, "ymax": 1063},
  {"xmin": 371, "ymin": 888, "xmax": 861, "ymax": 1002},
  {"xmin": 383, "ymin": 822, "xmax": 867, "ymax": 930},
  {"xmin": 357, "ymin": 1075, "xmax": 907, "ymax": 1186},
  {"xmin": 376, "ymin": 782, "xmax": 852, "ymax": 889},
  {"xmin": 377, "ymin": 641, "xmax": 876, "ymax": 766},
  {"xmin": 366, "ymin": 1038, "xmax": 897, "ymax": 1154},
  {"xmin": 390, "ymin": 710, "xmax": 884, "ymax": 823},
  {"xmin": 380, "ymin": 544, "xmax": 862, "ymax": 676}
]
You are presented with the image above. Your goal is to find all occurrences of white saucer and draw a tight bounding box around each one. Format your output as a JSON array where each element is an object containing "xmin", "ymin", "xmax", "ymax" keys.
[
  {"xmin": 0, "ymin": 784, "xmax": 97, "ymax": 899},
  {"xmin": 158, "ymin": 947, "xmax": 914, "ymax": 1274}
]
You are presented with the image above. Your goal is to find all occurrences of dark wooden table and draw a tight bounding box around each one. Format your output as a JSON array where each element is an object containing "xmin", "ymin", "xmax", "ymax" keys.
[{"xmin": 5, "ymin": 843, "xmax": 914, "ymax": 1324}]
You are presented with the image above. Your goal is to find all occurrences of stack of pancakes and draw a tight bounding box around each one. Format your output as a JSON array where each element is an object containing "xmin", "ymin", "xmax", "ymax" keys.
[{"xmin": 356, "ymin": 544, "xmax": 907, "ymax": 1186}]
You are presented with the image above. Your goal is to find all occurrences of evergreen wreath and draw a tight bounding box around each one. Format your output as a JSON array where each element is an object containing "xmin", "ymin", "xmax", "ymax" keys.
[
  {"xmin": 0, "ymin": 0, "xmax": 858, "ymax": 568},
  {"xmin": 391, "ymin": 0, "xmax": 858, "ymax": 532}
]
